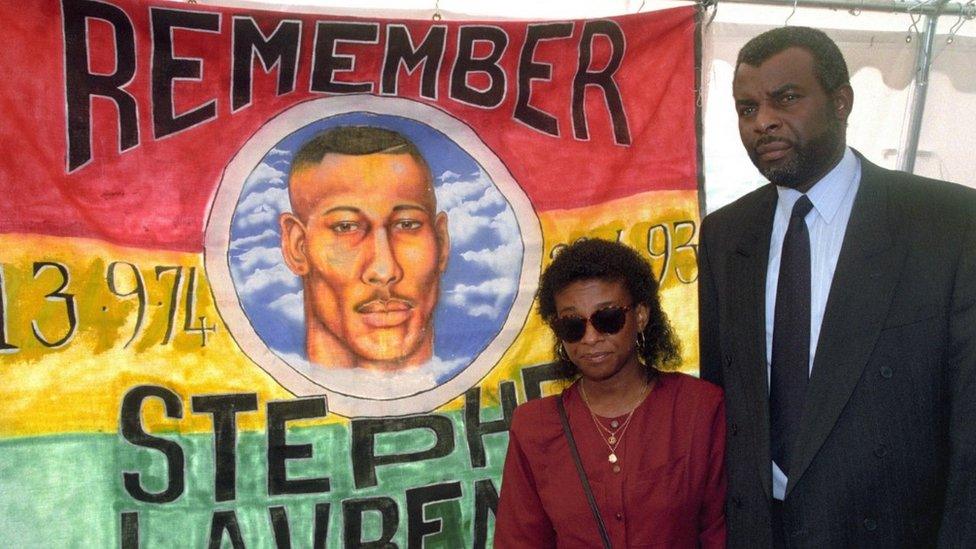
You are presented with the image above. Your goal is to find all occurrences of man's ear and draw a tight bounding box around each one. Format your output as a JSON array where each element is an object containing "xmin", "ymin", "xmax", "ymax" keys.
[
  {"xmin": 279, "ymin": 212, "xmax": 309, "ymax": 276},
  {"xmin": 434, "ymin": 211, "xmax": 450, "ymax": 273},
  {"xmin": 832, "ymin": 83, "xmax": 854, "ymax": 123}
]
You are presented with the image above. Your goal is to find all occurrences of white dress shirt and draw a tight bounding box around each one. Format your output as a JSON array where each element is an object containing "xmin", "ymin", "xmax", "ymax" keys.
[{"xmin": 766, "ymin": 147, "xmax": 861, "ymax": 500}]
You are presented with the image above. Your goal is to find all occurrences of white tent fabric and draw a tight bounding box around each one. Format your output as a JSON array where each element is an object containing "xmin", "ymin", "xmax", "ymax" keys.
[
  {"xmin": 205, "ymin": 0, "xmax": 976, "ymax": 212},
  {"xmin": 919, "ymin": 20, "xmax": 976, "ymax": 186}
]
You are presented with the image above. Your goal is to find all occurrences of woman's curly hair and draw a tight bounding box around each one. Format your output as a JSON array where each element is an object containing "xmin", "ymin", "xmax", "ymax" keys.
[{"xmin": 536, "ymin": 238, "xmax": 681, "ymax": 380}]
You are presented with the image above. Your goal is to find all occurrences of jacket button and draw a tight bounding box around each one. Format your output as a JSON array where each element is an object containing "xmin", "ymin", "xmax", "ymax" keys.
[
  {"xmin": 725, "ymin": 355, "xmax": 733, "ymax": 367},
  {"xmin": 880, "ymin": 366, "xmax": 893, "ymax": 379},
  {"xmin": 730, "ymin": 422, "xmax": 738, "ymax": 436},
  {"xmin": 874, "ymin": 444, "xmax": 887, "ymax": 458},
  {"xmin": 615, "ymin": 513, "xmax": 624, "ymax": 521},
  {"xmin": 732, "ymin": 497, "xmax": 743, "ymax": 509},
  {"xmin": 863, "ymin": 518, "xmax": 878, "ymax": 531}
]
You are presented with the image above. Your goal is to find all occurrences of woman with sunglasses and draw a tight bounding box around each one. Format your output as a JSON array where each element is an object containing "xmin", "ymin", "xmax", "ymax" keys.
[{"xmin": 495, "ymin": 238, "xmax": 726, "ymax": 548}]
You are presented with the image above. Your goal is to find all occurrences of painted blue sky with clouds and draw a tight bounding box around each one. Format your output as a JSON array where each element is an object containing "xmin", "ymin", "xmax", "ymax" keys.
[{"xmin": 227, "ymin": 112, "xmax": 523, "ymax": 383}]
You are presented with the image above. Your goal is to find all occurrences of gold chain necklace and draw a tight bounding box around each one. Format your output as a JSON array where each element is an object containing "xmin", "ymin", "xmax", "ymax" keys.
[{"xmin": 579, "ymin": 381, "xmax": 648, "ymax": 464}]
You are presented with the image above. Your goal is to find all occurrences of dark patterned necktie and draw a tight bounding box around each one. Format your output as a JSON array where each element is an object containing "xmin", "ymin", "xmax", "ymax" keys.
[{"xmin": 770, "ymin": 195, "xmax": 813, "ymax": 475}]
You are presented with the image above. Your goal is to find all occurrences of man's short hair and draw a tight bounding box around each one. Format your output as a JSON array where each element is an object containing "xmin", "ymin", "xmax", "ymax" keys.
[
  {"xmin": 290, "ymin": 126, "xmax": 430, "ymax": 178},
  {"xmin": 736, "ymin": 26, "xmax": 850, "ymax": 93}
]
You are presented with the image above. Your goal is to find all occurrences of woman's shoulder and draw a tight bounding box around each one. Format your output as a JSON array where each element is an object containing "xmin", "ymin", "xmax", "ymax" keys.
[
  {"xmin": 511, "ymin": 393, "xmax": 560, "ymax": 427},
  {"xmin": 506, "ymin": 393, "xmax": 569, "ymax": 452},
  {"xmin": 509, "ymin": 384, "xmax": 580, "ymax": 439}
]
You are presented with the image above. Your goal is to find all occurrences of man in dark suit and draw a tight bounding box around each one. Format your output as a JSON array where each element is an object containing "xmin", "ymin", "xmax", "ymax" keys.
[{"xmin": 698, "ymin": 26, "xmax": 975, "ymax": 547}]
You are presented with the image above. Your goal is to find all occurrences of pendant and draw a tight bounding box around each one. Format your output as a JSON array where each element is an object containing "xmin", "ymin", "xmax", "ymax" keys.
[
  {"xmin": 608, "ymin": 453, "xmax": 618, "ymax": 464},
  {"xmin": 608, "ymin": 435, "xmax": 617, "ymax": 444}
]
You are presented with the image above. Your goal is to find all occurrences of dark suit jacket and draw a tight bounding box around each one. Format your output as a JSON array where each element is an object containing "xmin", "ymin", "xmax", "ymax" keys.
[{"xmin": 698, "ymin": 153, "xmax": 976, "ymax": 548}]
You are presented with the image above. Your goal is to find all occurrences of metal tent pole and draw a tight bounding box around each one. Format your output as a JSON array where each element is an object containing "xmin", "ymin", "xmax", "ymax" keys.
[{"xmin": 900, "ymin": 0, "xmax": 949, "ymax": 172}]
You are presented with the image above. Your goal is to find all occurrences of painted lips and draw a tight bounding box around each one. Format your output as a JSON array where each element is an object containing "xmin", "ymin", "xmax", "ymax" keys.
[{"xmin": 357, "ymin": 299, "xmax": 414, "ymax": 328}]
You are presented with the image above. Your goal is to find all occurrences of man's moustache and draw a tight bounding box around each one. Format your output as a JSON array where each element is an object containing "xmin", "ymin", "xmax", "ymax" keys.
[
  {"xmin": 355, "ymin": 296, "xmax": 416, "ymax": 313},
  {"xmin": 755, "ymin": 136, "xmax": 793, "ymax": 148}
]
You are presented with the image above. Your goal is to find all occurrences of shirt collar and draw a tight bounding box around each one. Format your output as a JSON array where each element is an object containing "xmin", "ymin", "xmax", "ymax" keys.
[{"xmin": 775, "ymin": 147, "xmax": 859, "ymax": 225}]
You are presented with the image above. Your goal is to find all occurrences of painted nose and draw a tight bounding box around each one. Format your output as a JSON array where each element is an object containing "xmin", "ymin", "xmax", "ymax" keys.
[{"xmin": 362, "ymin": 228, "xmax": 403, "ymax": 286}]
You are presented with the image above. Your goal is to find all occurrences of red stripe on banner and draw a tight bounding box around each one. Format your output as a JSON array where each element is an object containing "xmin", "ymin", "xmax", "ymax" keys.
[{"xmin": 0, "ymin": 0, "xmax": 696, "ymax": 252}]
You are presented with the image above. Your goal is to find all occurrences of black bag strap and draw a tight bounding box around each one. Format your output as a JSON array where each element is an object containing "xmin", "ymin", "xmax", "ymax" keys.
[{"xmin": 556, "ymin": 395, "xmax": 612, "ymax": 549}]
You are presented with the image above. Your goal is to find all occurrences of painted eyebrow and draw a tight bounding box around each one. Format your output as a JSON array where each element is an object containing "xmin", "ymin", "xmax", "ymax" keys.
[
  {"xmin": 322, "ymin": 204, "xmax": 431, "ymax": 216},
  {"xmin": 323, "ymin": 206, "xmax": 361, "ymax": 215},
  {"xmin": 392, "ymin": 204, "xmax": 429, "ymax": 214}
]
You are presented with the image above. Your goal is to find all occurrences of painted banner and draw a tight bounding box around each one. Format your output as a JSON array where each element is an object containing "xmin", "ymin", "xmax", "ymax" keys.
[{"xmin": 0, "ymin": 0, "xmax": 701, "ymax": 546}]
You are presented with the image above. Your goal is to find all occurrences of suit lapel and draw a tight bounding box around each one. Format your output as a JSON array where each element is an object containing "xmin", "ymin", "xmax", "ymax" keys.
[
  {"xmin": 785, "ymin": 159, "xmax": 906, "ymax": 497},
  {"xmin": 729, "ymin": 185, "xmax": 777, "ymax": 499}
]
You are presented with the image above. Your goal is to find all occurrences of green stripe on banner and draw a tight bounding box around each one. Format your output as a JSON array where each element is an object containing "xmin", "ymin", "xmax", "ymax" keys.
[
  {"xmin": 0, "ymin": 410, "xmax": 507, "ymax": 548},
  {"xmin": 0, "ymin": 436, "xmax": 118, "ymax": 547}
]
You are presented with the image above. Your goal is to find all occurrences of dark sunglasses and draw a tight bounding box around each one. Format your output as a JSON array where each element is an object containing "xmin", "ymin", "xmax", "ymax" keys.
[{"xmin": 551, "ymin": 305, "xmax": 632, "ymax": 343}]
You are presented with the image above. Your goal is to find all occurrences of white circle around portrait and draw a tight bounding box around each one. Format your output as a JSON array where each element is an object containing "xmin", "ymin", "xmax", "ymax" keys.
[{"xmin": 205, "ymin": 96, "xmax": 541, "ymax": 417}]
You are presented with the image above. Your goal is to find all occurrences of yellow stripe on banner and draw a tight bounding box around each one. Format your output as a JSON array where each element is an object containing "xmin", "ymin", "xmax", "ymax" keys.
[
  {"xmin": 0, "ymin": 189, "xmax": 700, "ymax": 436},
  {"xmin": 0, "ymin": 234, "xmax": 299, "ymax": 436}
]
